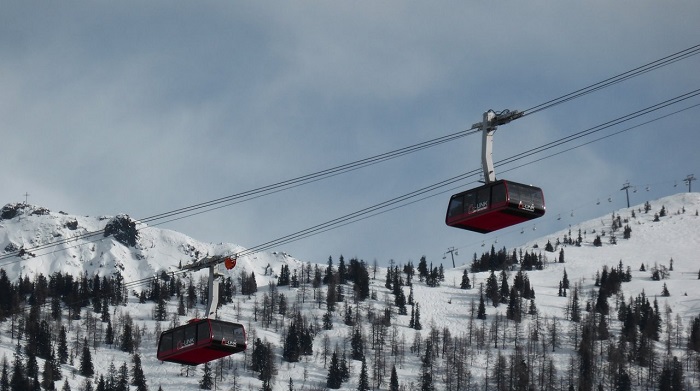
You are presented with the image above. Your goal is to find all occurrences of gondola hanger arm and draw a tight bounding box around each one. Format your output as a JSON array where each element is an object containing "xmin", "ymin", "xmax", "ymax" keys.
[{"xmin": 472, "ymin": 109, "xmax": 523, "ymax": 184}]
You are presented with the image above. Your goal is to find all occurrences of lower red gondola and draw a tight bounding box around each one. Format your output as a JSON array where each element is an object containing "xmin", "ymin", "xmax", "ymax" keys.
[
  {"xmin": 157, "ymin": 318, "xmax": 246, "ymax": 365},
  {"xmin": 446, "ymin": 179, "xmax": 545, "ymax": 233}
]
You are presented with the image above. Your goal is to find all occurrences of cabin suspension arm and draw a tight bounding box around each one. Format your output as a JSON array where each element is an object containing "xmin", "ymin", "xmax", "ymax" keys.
[{"xmin": 472, "ymin": 109, "xmax": 523, "ymax": 184}]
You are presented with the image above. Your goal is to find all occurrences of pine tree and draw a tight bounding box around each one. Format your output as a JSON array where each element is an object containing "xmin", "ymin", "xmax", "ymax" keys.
[
  {"xmin": 80, "ymin": 338, "xmax": 94, "ymax": 377},
  {"xmin": 95, "ymin": 375, "xmax": 106, "ymax": 391},
  {"xmin": 1, "ymin": 356, "xmax": 9, "ymax": 391},
  {"xmin": 485, "ymin": 271, "xmax": 500, "ymax": 307},
  {"xmin": 570, "ymin": 288, "xmax": 581, "ymax": 322},
  {"xmin": 10, "ymin": 345, "xmax": 28, "ymax": 391},
  {"xmin": 419, "ymin": 340, "xmax": 435, "ymax": 391},
  {"xmin": 351, "ymin": 328, "xmax": 364, "ymax": 361},
  {"xmin": 506, "ymin": 287, "xmax": 521, "ymax": 322},
  {"xmin": 460, "ymin": 269, "xmax": 471, "ymax": 289},
  {"xmin": 131, "ymin": 354, "xmax": 147, "ymax": 391},
  {"xmin": 154, "ymin": 296, "xmax": 167, "ymax": 321},
  {"xmin": 26, "ymin": 351, "xmax": 38, "ymax": 381},
  {"xmin": 41, "ymin": 351, "xmax": 57, "ymax": 390},
  {"xmin": 326, "ymin": 352, "xmax": 342, "ymax": 389},
  {"xmin": 661, "ymin": 283, "xmax": 670, "ymax": 297},
  {"xmin": 413, "ymin": 302, "xmax": 422, "ymax": 330},
  {"xmin": 105, "ymin": 320, "xmax": 114, "ymax": 346},
  {"xmin": 499, "ymin": 270, "xmax": 509, "ymax": 305},
  {"xmin": 199, "ymin": 362, "xmax": 212, "ymax": 390},
  {"xmin": 282, "ymin": 320, "xmax": 300, "ymax": 362},
  {"xmin": 323, "ymin": 310, "xmax": 333, "ymax": 330},
  {"xmin": 477, "ymin": 290, "xmax": 487, "ymax": 320},
  {"xmin": 120, "ymin": 316, "xmax": 134, "ymax": 353},
  {"xmin": 357, "ymin": 359, "xmax": 369, "ymax": 391},
  {"xmin": 57, "ymin": 326, "xmax": 69, "ymax": 364},
  {"xmin": 389, "ymin": 365, "xmax": 399, "ymax": 391},
  {"xmin": 116, "ymin": 362, "xmax": 129, "ymax": 391}
]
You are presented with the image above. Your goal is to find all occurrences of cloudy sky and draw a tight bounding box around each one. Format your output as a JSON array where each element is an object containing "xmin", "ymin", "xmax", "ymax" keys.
[{"xmin": 2, "ymin": 2, "xmax": 699, "ymax": 268}]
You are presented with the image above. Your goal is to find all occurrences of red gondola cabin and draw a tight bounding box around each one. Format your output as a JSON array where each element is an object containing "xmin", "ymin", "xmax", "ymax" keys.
[
  {"xmin": 446, "ymin": 179, "xmax": 545, "ymax": 233},
  {"xmin": 157, "ymin": 318, "xmax": 246, "ymax": 366}
]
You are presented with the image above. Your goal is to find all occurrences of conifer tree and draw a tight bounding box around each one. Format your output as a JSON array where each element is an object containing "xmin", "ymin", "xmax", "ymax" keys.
[
  {"xmin": 80, "ymin": 338, "xmax": 94, "ymax": 377},
  {"xmin": 41, "ymin": 350, "xmax": 58, "ymax": 390},
  {"xmin": 57, "ymin": 326, "xmax": 69, "ymax": 365},
  {"xmin": 120, "ymin": 316, "xmax": 134, "ymax": 353},
  {"xmin": 570, "ymin": 288, "xmax": 581, "ymax": 322},
  {"xmin": 1, "ymin": 356, "xmax": 9, "ymax": 391},
  {"xmin": 199, "ymin": 362, "xmax": 212, "ymax": 390},
  {"xmin": 26, "ymin": 351, "xmax": 38, "ymax": 381},
  {"xmin": 95, "ymin": 375, "xmax": 106, "ymax": 391},
  {"xmin": 485, "ymin": 271, "xmax": 500, "ymax": 307},
  {"xmin": 477, "ymin": 290, "xmax": 487, "ymax": 320},
  {"xmin": 116, "ymin": 362, "xmax": 129, "ymax": 391},
  {"xmin": 389, "ymin": 365, "xmax": 399, "ymax": 391},
  {"xmin": 662, "ymin": 283, "xmax": 670, "ymax": 297},
  {"xmin": 105, "ymin": 320, "xmax": 114, "ymax": 346},
  {"xmin": 357, "ymin": 359, "xmax": 369, "ymax": 391},
  {"xmin": 460, "ymin": 269, "xmax": 471, "ymax": 289},
  {"xmin": 326, "ymin": 352, "xmax": 342, "ymax": 389},
  {"xmin": 413, "ymin": 303, "xmax": 422, "ymax": 330},
  {"xmin": 131, "ymin": 354, "xmax": 147, "ymax": 391},
  {"xmin": 351, "ymin": 328, "xmax": 364, "ymax": 361},
  {"xmin": 499, "ymin": 270, "xmax": 509, "ymax": 305},
  {"xmin": 10, "ymin": 345, "xmax": 28, "ymax": 391},
  {"xmin": 419, "ymin": 340, "xmax": 435, "ymax": 391}
]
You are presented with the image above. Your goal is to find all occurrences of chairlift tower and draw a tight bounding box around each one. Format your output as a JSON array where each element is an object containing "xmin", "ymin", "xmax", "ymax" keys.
[
  {"xmin": 620, "ymin": 181, "xmax": 633, "ymax": 208},
  {"xmin": 684, "ymin": 174, "xmax": 696, "ymax": 193},
  {"xmin": 443, "ymin": 247, "xmax": 458, "ymax": 268}
]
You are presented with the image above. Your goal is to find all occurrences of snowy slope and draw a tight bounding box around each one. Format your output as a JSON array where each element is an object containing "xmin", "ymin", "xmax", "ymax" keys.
[{"xmin": 0, "ymin": 193, "xmax": 698, "ymax": 390}]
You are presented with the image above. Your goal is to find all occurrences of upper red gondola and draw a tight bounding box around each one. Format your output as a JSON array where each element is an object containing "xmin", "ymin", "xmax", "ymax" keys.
[
  {"xmin": 157, "ymin": 318, "xmax": 246, "ymax": 366},
  {"xmin": 446, "ymin": 179, "xmax": 545, "ymax": 233}
]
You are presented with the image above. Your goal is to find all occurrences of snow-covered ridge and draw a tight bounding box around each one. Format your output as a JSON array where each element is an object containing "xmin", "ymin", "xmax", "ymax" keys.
[{"xmin": 0, "ymin": 202, "xmax": 303, "ymax": 287}]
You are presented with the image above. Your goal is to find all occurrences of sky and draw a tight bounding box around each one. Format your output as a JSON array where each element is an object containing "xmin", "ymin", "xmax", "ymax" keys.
[{"xmin": 1, "ymin": 1, "xmax": 699, "ymax": 268}]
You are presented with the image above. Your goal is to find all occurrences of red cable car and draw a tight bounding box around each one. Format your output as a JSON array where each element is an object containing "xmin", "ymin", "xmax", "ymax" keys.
[
  {"xmin": 446, "ymin": 179, "xmax": 545, "ymax": 233},
  {"xmin": 445, "ymin": 110, "xmax": 545, "ymax": 233},
  {"xmin": 157, "ymin": 318, "xmax": 247, "ymax": 366}
]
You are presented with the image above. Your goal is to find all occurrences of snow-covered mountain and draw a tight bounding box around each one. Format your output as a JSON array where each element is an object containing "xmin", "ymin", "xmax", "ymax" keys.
[
  {"xmin": 0, "ymin": 192, "xmax": 698, "ymax": 390},
  {"xmin": 0, "ymin": 202, "xmax": 301, "ymax": 286}
]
